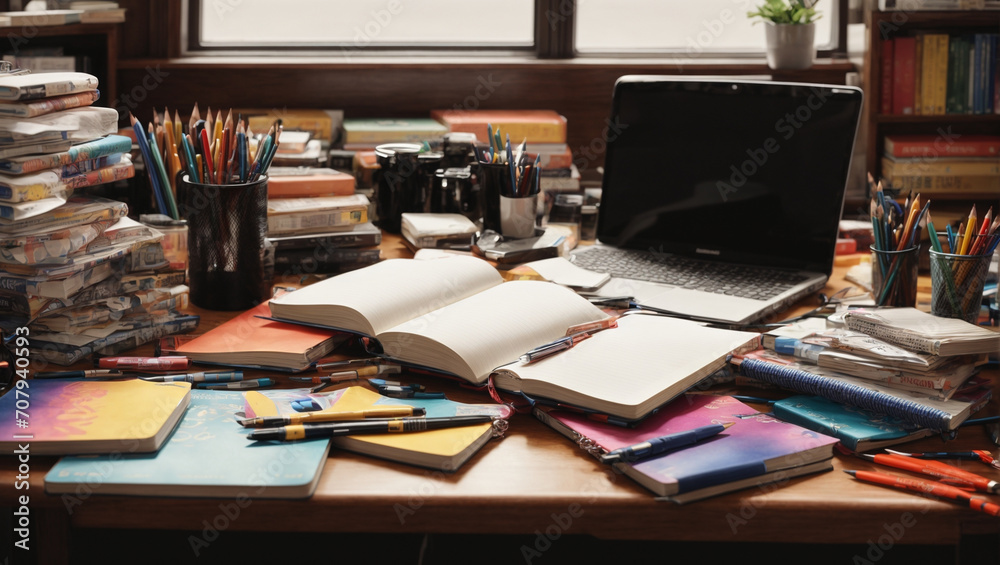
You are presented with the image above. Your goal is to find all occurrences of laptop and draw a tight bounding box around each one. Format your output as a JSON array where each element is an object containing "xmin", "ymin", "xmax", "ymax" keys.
[{"xmin": 571, "ymin": 76, "xmax": 864, "ymax": 325}]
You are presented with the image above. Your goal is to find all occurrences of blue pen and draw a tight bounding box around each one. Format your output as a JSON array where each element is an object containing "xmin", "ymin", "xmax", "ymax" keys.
[
  {"xmin": 772, "ymin": 337, "xmax": 824, "ymax": 363},
  {"xmin": 600, "ymin": 422, "xmax": 735, "ymax": 464}
]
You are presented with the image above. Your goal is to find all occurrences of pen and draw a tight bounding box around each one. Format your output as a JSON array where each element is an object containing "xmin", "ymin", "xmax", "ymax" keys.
[
  {"xmin": 772, "ymin": 337, "xmax": 824, "ymax": 363},
  {"xmin": 315, "ymin": 358, "xmax": 385, "ymax": 371},
  {"xmin": 600, "ymin": 422, "xmax": 734, "ymax": 464},
  {"xmin": 198, "ymin": 378, "xmax": 275, "ymax": 390},
  {"xmin": 859, "ymin": 452, "xmax": 999, "ymax": 494},
  {"xmin": 375, "ymin": 386, "xmax": 445, "ymax": 399},
  {"xmin": 246, "ymin": 415, "xmax": 495, "ymax": 441},
  {"xmin": 323, "ymin": 365, "xmax": 401, "ymax": 379},
  {"xmin": 884, "ymin": 449, "xmax": 1000, "ymax": 471},
  {"xmin": 140, "ymin": 370, "xmax": 243, "ymax": 383},
  {"xmin": 564, "ymin": 317, "xmax": 618, "ymax": 336},
  {"xmin": 845, "ymin": 470, "xmax": 1000, "ymax": 517},
  {"xmin": 238, "ymin": 406, "xmax": 427, "ymax": 428},
  {"xmin": 97, "ymin": 356, "xmax": 190, "ymax": 370},
  {"xmin": 520, "ymin": 332, "xmax": 592, "ymax": 363},
  {"xmin": 35, "ymin": 369, "xmax": 124, "ymax": 379}
]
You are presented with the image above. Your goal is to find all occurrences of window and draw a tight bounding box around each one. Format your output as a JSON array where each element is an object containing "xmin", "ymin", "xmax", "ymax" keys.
[
  {"xmin": 574, "ymin": 0, "xmax": 836, "ymax": 55},
  {"xmin": 186, "ymin": 0, "xmax": 845, "ymax": 58},
  {"xmin": 190, "ymin": 0, "xmax": 535, "ymax": 53}
]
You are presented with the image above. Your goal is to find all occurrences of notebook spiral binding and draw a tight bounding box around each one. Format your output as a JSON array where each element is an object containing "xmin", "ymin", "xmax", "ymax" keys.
[{"xmin": 735, "ymin": 357, "xmax": 954, "ymax": 432}]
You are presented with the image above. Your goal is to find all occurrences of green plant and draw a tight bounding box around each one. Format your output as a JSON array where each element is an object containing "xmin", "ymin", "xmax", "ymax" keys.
[{"xmin": 747, "ymin": 0, "xmax": 821, "ymax": 24}]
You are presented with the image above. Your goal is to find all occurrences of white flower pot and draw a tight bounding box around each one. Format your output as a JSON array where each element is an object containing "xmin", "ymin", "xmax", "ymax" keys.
[{"xmin": 764, "ymin": 21, "xmax": 816, "ymax": 70}]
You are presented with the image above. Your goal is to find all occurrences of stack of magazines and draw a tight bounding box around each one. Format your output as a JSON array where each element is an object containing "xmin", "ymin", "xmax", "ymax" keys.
[{"xmin": 0, "ymin": 71, "xmax": 197, "ymax": 364}]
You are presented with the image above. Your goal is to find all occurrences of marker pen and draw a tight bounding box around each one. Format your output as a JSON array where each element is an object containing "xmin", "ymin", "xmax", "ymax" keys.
[
  {"xmin": 198, "ymin": 378, "xmax": 274, "ymax": 390},
  {"xmin": 97, "ymin": 356, "xmax": 191, "ymax": 371},
  {"xmin": 141, "ymin": 370, "xmax": 242, "ymax": 383}
]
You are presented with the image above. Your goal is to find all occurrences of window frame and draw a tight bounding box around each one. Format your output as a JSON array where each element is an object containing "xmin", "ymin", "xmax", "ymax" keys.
[{"xmin": 182, "ymin": 0, "xmax": 847, "ymax": 60}]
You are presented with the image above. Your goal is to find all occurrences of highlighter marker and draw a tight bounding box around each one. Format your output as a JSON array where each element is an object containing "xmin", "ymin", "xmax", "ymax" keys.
[
  {"xmin": 97, "ymin": 356, "xmax": 191, "ymax": 371},
  {"xmin": 141, "ymin": 370, "xmax": 242, "ymax": 383}
]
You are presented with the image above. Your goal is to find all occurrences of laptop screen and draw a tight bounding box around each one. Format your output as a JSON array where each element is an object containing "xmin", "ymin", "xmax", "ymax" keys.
[{"xmin": 597, "ymin": 76, "xmax": 863, "ymax": 275}]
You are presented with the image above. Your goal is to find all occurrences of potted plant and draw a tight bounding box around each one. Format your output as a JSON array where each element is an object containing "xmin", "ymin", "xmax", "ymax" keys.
[{"xmin": 748, "ymin": 0, "xmax": 821, "ymax": 71}]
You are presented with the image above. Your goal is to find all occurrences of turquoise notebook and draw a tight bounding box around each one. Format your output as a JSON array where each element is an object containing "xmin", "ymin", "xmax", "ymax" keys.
[
  {"xmin": 44, "ymin": 390, "xmax": 331, "ymax": 498},
  {"xmin": 772, "ymin": 395, "xmax": 934, "ymax": 452}
]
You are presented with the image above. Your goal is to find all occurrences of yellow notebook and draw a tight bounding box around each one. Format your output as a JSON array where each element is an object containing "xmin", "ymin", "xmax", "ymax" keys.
[
  {"xmin": 246, "ymin": 386, "xmax": 509, "ymax": 471},
  {"xmin": 0, "ymin": 379, "xmax": 191, "ymax": 455}
]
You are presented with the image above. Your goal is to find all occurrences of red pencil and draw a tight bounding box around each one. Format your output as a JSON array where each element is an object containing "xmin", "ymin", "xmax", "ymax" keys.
[
  {"xmin": 861, "ymin": 452, "xmax": 999, "ymax": 493},
  {"xmin": 200, "ymin": 128, "xmax": 215, "ymax": 184},
  {"xmin": 846, "ymin": 470, "xmax": 1000, "ymax": 517}
]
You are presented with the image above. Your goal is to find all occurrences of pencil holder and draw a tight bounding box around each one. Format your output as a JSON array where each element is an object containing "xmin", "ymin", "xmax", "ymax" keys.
[
  {"xmin": 870, "ymin": 245, "xmax": 918, "ymax": 307},
  {"xmin": 477, "ymin": 162, "xmax": 539, "ymax": 239},
  {"xmin": 929, "ymin": 249, "xmax": 992, "ymax": 325},
  {"xmin": 178, "ymin": 174, "xmax": 271, "ymax": 311},
  {"xmin": 374, "ymin": 143, "xmax": 424, "ymax": 233}
]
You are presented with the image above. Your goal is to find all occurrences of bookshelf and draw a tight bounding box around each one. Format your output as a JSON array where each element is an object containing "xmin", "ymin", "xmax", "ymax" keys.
[
  {"xmin": 863, "ymin": 9, "xmax": 1000, "ymax": 219},
  {"xmin": 0, "ymin": 22, "xmax": 119, "ymax": 107}
]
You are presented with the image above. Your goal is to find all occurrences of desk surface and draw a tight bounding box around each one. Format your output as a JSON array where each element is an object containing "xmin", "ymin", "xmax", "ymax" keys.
[{"xmin": 2, "ymin": 235, "xmax": 998, "ymax": 555}]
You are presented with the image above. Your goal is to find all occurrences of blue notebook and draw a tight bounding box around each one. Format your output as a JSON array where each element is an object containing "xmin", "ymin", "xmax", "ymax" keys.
[
  {"xmin": 771, "ymin": 395, "xmax": 934, "ymax": 452},
  {"xmin": 44, "ymin": 390, "xmax": 331, "ymax": 498}
]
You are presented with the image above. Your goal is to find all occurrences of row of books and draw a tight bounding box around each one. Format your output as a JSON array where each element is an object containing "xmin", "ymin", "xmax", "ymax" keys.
[
  {"xmin": 0, "ymin": 379, "xmax": 510, "ymax": 498},
  {"xmin": 880, "ymin": 32, "xmax": 999, "ymax": 116},
  {"xmin": 879, "ymin": 133, "xmax": 1000, "ymax": 193},
  {"xmin": 0, "ymin": 71, "xmax": 196, "ymax": 363}
]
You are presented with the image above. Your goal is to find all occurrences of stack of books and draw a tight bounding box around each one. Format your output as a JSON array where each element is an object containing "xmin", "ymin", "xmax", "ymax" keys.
[
  {"xmin": 880, "ymin": 134, "xmax": 999, "ymax": 194},
  {"xmin": 732, "ymin": 309, "xmax": 999, "ymax": 448},
  {"xmin": 879, "ymin": 33, "xmax": 998, "ymax": 117},
  {"xmin": 0, "ymin": 72, "xmax": 197, "ymax": 364},
  {"xmin": 266, "ymin": 185, "xmax": 381, "ymax": 279},
  {"xmin": 340, "ymin": 117, "xmax": 448, "ymax": 152}
]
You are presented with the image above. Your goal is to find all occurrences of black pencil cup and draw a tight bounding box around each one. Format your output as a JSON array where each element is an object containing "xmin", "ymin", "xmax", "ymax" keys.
[
  {"xmin": 476, "ymin": 162, "xmax": 539, "ymax": 239},
  {"xmin": 178, "ymin": 174, "xmax": 271, "ymax": 311}
]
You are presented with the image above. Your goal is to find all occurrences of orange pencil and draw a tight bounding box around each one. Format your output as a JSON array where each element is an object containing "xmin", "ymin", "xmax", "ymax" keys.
[
  {"xmin": 846, "ymin": 470, "xmax": 1000, "ymax": 517},
  {"xmin": 968, "ymin": 207, "xmax": 992, "ymax": 256}
]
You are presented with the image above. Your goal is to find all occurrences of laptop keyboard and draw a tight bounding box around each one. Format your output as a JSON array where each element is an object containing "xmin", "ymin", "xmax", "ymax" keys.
[{"xmin": 572, "ymin": 247, "xmax": 810, "ymax": 301}]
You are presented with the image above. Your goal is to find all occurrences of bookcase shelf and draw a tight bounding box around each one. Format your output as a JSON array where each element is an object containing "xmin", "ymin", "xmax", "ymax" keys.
[
  {"xmin": 0, "ymin": 22, "xmax": 119, "ymax": 108},
  {"xmin": 862, "ymin": 9, "xmax": 1000, "ymax": 213}
]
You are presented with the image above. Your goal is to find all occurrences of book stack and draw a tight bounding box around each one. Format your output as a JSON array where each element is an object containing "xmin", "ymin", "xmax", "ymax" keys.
[
  {"xmin": 880, "ymin": 134, "xmax": 999, "ymax": 194},
  {"xmin": 431, "ymin": 109, "xmax": 579, "ymax": 194},
  {"xmin": 0, "ymin": 72, "xmax": 197, "ymax": 364},
  {"xmin": 732, "ymin": 308, "xmax": 999, "ymax": 443},
  {"xmin": 340, "ymin": 117, "xmax": 449, "ymax": 152},
  {"xmin": 880, "ymin": 33, "xmax": 998, "ymax": 117},
  {"xmin": 266, "ymin": 189, "xmax": 381, "ymax": 280}
]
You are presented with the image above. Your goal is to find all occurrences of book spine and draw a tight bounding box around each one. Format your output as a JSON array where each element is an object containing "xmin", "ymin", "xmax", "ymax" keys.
[
  {"xmin": 881, "ymin": 38, "xmax": 895, "ymax": 115},
  {"xmin": 879, "ymin": 173, "xmax": 1000, "ymax": 193},
  {"xmin": 974, "ymin": 35, "xmax": 985, "ymax": 114},
  {"xmin": 61, "ymin": 161, "xmax": 135, "ymax": 190},
  {"xmin": 884, "ymin": 137, "xmax": 1000, "ymax": 157},
  {"xmin": 934, "ymin": 35, "xmax": 950, "ymax": 115},
  {"xmin": 881, "ymin": 157, "xmax": 1000, "ymax": 176},
  {"xmin": 893, "ymin": 37, "xmax": 917, "ymax": 115},
  {"xmin": 268, "ymin": 230, "xmax": 381, "ymax": 251},
  {"xmin": 267, "ymin": 208, "xmax": 368, "ymax": 235},
  {"xmin": 736, "ymin": 358, "xmax": 953, "ymax": 431},
  {"xmin": 914, "ymin": 34, "xmax": 925, "ymax": 115},
  {"xmin": 946, "ymin": 36, "xmax": 961, "ymax": 114}
]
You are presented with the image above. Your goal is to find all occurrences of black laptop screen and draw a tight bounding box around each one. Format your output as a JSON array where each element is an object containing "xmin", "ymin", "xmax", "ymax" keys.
[{"xmin": 597, "ymin": 77, "xmax": 863, "ymax": 275}]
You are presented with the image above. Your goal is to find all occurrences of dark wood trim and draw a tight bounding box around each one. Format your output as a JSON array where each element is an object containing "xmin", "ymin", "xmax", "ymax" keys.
[{"xmin": 536, "ymin": 0, "xmax": 574, "ymax": 59}]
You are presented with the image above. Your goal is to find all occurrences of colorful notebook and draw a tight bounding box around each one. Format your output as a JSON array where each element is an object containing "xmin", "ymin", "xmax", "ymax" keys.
[
  {"xmin": 174, "ymin": 299, "xmax": 350, "ymax": 372},
  {"xmin": 0, "ymin": 379, "xmax": 190, "ymax": 455},
  {"xmin": 246, "ymin": 386, "xmax": 510, "ymax": 471},
  {"xmin": 45, "ymin": 390, "xmax": 331, "ymax": 498},
  {"xmin": 535, "ymin": 394, "xmax": 838, "ymax": 503}
]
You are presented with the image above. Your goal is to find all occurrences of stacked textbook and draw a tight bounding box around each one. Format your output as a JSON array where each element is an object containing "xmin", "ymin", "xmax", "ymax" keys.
[
  {"xmin": 733, "ymin": 308, "xmax": 997, "ymax": 442},
  {"xmin": 0, "ymin": 72, "xmax": 196, "ymax": 363},
  {"xmin": 266, "ymin": 170, "xmax": 380, "ymax": 278}
]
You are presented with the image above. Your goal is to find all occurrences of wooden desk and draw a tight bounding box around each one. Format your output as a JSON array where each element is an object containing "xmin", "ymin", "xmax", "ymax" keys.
[{"xmin": 2, "ymin": 239, "xmax": 998, "ymax": 565}]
